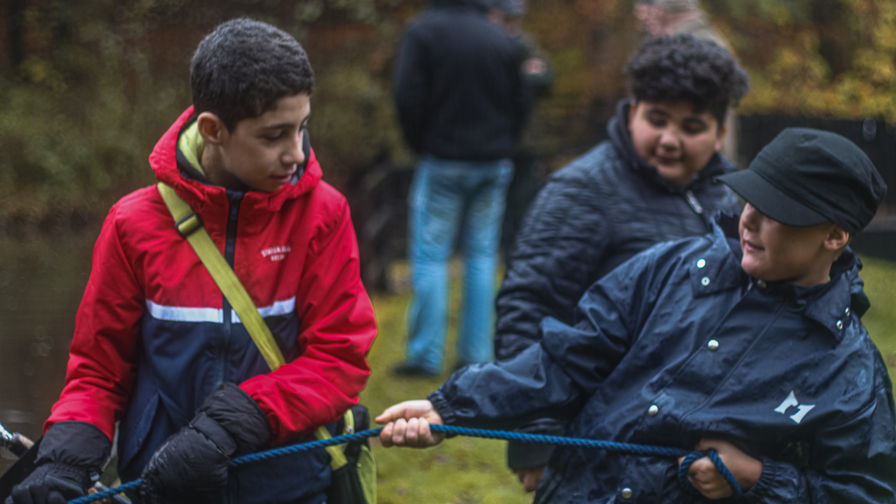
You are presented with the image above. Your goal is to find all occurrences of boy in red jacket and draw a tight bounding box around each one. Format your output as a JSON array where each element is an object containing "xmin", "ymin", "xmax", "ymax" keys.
[{"xmin": 7, "ymin": 18, "xmax": 377, "ymax": 504}]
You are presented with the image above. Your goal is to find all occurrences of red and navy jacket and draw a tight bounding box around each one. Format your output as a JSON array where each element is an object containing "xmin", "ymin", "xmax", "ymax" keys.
[{"xmin": 45, "ymin": 107, "xmax": 378, "ymax": 491}]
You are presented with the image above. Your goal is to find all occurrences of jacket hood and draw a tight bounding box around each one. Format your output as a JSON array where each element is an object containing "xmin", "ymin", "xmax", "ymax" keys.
[
  {"xmin": 608, "ymin": 100, "xmax": 736, "ymax": 194},
  {"xmin": 148, "ymin": 106, "xmax": 323, "ymax": 214},
  {"xmin": 430, "ymin": 0, "xmax": 489, "ymax": 11}
]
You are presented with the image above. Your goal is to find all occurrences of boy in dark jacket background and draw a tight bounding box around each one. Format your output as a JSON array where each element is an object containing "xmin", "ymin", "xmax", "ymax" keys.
[
  {"xmin": 377, "ymin": 127, "xmax": 895, "ymax": 503},
  {"xmin": 494, "ymin": 33, "xmax": 748, "ymax": 490},
  {"xmin": 6, "ymin": 19, "xmax": 377, "ymax": 504},
  {"xmin": 392, "ymin": 0, "xmax": 531, "ymax": 377}
]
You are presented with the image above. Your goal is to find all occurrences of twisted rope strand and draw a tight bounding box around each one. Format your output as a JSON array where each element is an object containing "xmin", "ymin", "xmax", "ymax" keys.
[
  {"xmin": 69, "ymin": 481, "xmax": 141, "ymax": 504},
  {"xmin": 678, "ymin": 449, "xmax": 743, "ymax": 498},
  {"xmin": 68, "ymin": 425, "xmax": 739, "ymax": 504}
]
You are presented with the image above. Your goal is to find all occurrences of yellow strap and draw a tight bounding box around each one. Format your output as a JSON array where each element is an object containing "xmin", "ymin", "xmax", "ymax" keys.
[
  {"xmin": 156, "ymin": 183, "xmax": 348, "ymax": 469},
  {"xmin": 157, "ymin": 183, "xmax": 284, "ymax": 371},
  {"xmin": 312, "ymin": 423, "xmax": 349, "ymax": 471},
  {"xmin": 344, "ymin": 409, "xmax": 355, "ymax": 434}
]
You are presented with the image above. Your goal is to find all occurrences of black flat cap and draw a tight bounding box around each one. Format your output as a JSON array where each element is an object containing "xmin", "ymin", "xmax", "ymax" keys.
[{"xmin": 719, "ymin": 128, "xmax": 887, "ymax": 235}]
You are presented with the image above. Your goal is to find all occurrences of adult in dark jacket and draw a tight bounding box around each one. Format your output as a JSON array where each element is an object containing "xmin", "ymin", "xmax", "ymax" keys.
[
  {"xmin": 493, "ymin": 34, "xmax": 749, "ymax": 490},
  {"xmin": 377, "ymin": 127, "xmax": 896, "ymax": 503},
  {"xmin": 393, "ymin": 0, "xmax": 530, "ymax": 161},
  {"xmin": 393, "ymin": 0, "xmax": 531, "ymax": 376}
]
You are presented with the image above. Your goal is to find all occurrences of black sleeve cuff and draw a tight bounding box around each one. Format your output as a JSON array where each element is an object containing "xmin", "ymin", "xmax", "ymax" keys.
[
  {"xmin": 506, "ymin": 419, "xmax": 567, "ymax": 470},
  {"xmin": 427, "ymin": 390, "xmax": 457, "ymax": 427},
  {"xmin": 199, "ymin": 382, "xmax": 272, "ymax": 455},
  {"xmin": 507, "ymin": 441, "xmax": 556, "ymax": 470},
  {"xmin": 189, "ymin": 412, "xmax": 238, "ymax": 457},
  {"xmin": 36, "ymin": 421, "xmax": 111, "ymax": 473}
]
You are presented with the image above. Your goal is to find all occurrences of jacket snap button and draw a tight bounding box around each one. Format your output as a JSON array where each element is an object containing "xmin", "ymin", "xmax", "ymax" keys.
[
  {"xmin": 696, "ymin": 259, "xmax": 706, "ymax": 268},
  {"xmin": 836, "ymin": 320, "xmax": 844, "ymax": 330},
  {"xmin": 648, "ymin": 405, "xmax": 659, "ymax": 416},
  {"xmin": 844, "ymin": 307, "xmax": 851, "ymax": 316},
  {"xmin": 701, "ymin": 277, "xmax": 710, "ymax": 286},
  {"xmin": 707, "ymin": 339, "xmax": 719, "ymax": 351},
  {"xmin": 621, "ymin": 488, "xmax": 633, "ymax": 499}
]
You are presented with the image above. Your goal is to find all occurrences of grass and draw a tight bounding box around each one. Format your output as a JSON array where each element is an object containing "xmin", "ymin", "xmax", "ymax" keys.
[
  {"xmin": 361, "ymin": 259, "xmax": 896, "ymax": 503},
  {"xmin": 859, "ymin": 259, "xmax": 896, "ymax": 401},
  {"xmin": 361, "ymin": 262, "xmax": 528, "ymax": 504}
]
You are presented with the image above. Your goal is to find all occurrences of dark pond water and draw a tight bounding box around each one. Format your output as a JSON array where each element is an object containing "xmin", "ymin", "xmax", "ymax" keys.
[{"xmin": 0, "ymin": 228, "xmax": 100, "ymax": 475}]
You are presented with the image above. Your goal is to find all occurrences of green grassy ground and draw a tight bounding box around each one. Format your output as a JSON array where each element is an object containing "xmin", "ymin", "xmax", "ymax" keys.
[
  {"xmin": 362, "ymin": 259, "xmax": 896, "ymax": 503},
  {"xmin": 859, "ymin": 259, "xmax": 896, "ymax": 401}
]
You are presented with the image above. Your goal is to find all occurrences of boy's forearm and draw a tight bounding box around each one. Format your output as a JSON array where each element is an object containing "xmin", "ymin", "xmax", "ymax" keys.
[
  {"xmin": 428, "ymin": 343, "xmax": 587, "ymax": 430},
  {"xmin": 46, "ymin": 208, "xmax": 143, "ymax": 439},
  {"xmin": 743, "ymin": 386, "xmax": 896, "ymax": 503},
  {"xmin": 241, "ymin": 202, "xmax": 377, "ymax": 445}
]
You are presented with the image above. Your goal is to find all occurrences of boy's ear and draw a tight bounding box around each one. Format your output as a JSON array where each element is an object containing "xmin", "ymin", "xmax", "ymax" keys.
[
  {"xmin": 714, "ymin": 123, "xmax": 728, "ymax": 153},
  {"xmin": 196, "ymin": 112, "xmax": 228, "ymax": 146},
  {"xmin": 629, "ymin": 101, "xmax": 639, "ymax": 123},
  {"xmin": 823, "ymin": 224, "xmax": 850, "ymax": 252}
]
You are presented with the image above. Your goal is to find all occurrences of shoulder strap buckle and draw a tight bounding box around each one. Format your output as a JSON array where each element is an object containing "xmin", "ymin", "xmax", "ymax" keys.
[{"xmin": 176, "ymin": 212, "xmax": 203, "ymax": 238}]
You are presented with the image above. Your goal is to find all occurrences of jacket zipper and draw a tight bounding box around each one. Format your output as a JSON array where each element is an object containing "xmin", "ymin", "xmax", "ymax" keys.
[
  {"xmin": 684, "ymin": 189, "xmax": 717, "ymax": 233},
  {"xmin": 218, "ymin": 190, "xmax": 244, "ymax": 386},
  {"xmin": 675, "ymin": 289, "xmax": 787, "ymax": 440},
  {"xmin": 684, "ymin": 190, "xmax": 704, "ymax": 215}
]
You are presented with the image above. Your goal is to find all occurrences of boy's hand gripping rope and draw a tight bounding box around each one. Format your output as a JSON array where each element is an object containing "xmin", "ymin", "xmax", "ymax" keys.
[{"xmin": 68, "ymin": 424, "xmax": 741, "ymax": 504}]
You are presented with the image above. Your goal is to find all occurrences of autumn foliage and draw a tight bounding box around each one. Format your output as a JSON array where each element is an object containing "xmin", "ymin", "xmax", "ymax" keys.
[{"xmin": 0, "ymin": 0, "xmax": 894, "ymax": 224}]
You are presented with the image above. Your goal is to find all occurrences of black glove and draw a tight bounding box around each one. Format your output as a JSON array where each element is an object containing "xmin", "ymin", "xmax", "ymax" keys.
[
  {"xmin": 6, "ymin": 422, "xmax": 110, "ymax": 504},
  {"xmin": 5, "ymin": 463, "xmax": 90, "ymax": 504},
  {"xmin": 140, "ymin": 382, "xmax": 271, "ymax": 503}
]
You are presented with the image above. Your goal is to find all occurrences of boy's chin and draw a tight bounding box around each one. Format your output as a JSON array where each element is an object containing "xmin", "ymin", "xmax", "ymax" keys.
[
  {"xmin": 244, "ymin": 180, "xmax": 283, "ymax": 194},
  {"xmin": 740, "ymin": 258, "xmax": 769, "ymax": 282}
]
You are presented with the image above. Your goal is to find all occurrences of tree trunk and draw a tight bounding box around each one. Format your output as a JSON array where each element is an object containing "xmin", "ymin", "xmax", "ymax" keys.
[{"xmin": 6, "ymin": 0, "xmax": 27, "ymax": 67}]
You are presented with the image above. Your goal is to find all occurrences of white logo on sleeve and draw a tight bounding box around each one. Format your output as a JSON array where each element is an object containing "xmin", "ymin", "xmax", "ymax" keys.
[{"xmin": 774, "ymin": 391, "xmax": 816, "ymax": 424}]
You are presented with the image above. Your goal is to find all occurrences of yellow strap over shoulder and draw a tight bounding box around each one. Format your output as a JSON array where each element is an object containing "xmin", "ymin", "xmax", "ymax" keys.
[{"xmin": 156, "ymin": 182, "xmax": 348, "ymax": 470}]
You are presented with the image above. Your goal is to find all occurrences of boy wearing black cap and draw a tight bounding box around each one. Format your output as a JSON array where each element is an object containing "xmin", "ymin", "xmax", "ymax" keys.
[{"xmin": 376, "ymin": 127, "xmax": 896, "ymax": 503}]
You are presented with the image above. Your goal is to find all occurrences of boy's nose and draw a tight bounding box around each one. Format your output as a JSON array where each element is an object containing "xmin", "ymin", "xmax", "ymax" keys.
[
  {"xmin": 658, "ymin": 130, "xmax": 680, "ymax": 150},
  {"xmin": 284, "ymin": 130, "xmax": 305, "ymax": 166},
  {"xmin": 741, "ymin": 203, "xmax": 760, "ymax": 229}
]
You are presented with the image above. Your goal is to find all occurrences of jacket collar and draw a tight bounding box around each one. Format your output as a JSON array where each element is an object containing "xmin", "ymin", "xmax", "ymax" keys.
[
  {"xmin": 149, "ymin": 106, "xmax": 322, "ymax": 215},
  {"xmin": 690, "ymin": 213, "xmax": 867, "ymax": 341},
  {"xmin": 688, "ymin": 213, "xmax": 745, "ymax": 297},
  {"xmin": 607, "ymin": 100, "xmax": 736, "ymax": 195}
]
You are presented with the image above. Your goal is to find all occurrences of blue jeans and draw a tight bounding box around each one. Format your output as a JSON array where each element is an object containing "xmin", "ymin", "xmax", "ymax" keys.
[{"xmin": 405, "ymin": 155, "xmax": 513, "ymax": 374}]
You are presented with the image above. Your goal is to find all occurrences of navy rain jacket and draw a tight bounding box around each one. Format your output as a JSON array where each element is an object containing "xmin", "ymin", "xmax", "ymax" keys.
[{"xmin": 432, "ymin": 214, "xmax": 896, "ymax": 503}]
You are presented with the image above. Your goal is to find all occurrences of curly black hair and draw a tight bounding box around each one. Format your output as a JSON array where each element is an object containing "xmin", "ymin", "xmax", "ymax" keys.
[
  {"xmin": 624, "ymin": 33, "xmax": 750, "ymax": 124},
  {"xmin": 190, "ymin": 19, "xmax": 314, "ymax": 131}
]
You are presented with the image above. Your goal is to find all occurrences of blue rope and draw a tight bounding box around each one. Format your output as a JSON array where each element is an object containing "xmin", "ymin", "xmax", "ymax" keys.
[
  {"xmin": 678, "ymin": 449, "xmax": 743, "ymax": 498},
  {"xmin": 69, "ymin": 480, "xmax": 141, "ymax": 504},
  {"xmin": 68, "ymin": 425, "xmax": 740, "ymax": 504}
]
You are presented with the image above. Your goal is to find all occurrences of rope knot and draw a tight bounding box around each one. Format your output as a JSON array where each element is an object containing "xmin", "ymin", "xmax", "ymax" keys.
[{"xmin": 677, "ymin": 448, "xmax": 743, "ymax": 498}]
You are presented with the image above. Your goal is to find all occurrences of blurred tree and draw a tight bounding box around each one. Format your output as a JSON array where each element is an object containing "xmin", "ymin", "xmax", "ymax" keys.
[
  {"xmin": 0, "ymin": 0, "xmax": 423, "ymax": 231},
  {"xmin": 707, "ymin": 0, "xmax": 896, "ymax": 121},
  {"xmin": 1, "ymin": 0, "xmax": 895, "ymax": 230},
  {"xmin": 6, "ymin": 0, "xmax": 27, "ymax": 67}
]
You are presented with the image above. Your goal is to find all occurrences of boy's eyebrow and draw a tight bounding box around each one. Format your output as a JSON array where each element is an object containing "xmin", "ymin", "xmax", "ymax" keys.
[
  {"xmin": 260, "ymin": 113, "xmax": 311, "ymax": 130},
  {"xmin": 645, "ymin": 108, "xmax": 708, "ymax": 126},
  {"xmin": 683, "ymin": 116, "xmax": 709, "ymax": 127},
  {"xmin": 645, "ymin": 107, "xmax": 670, "ymax": 117}
]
